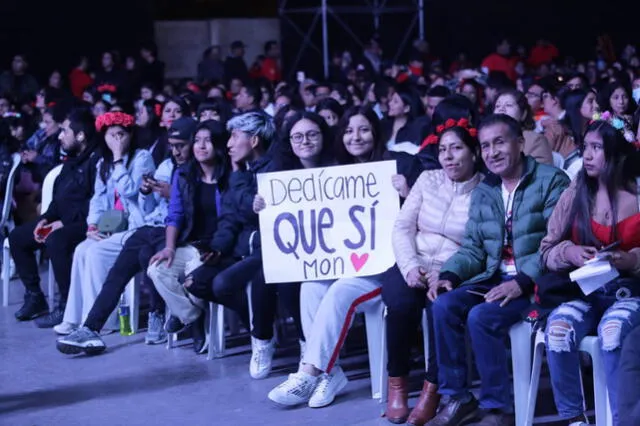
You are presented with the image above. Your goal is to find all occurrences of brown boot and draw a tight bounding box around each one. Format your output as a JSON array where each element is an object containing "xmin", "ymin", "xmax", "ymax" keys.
[
  {"xmin": 406, "ymin": 381, "xmax": 440, "ymax": 426},
  {"xmin": 385, "ymin": 376, "xmax": 410, "ymax": 424}
]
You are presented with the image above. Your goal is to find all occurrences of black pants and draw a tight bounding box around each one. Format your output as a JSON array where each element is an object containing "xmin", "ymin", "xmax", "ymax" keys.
[
  {"xmin": 381, "ymin": 264, "xmax": 437, "ymax": 383},
  {"xmin": 9, "ymin": 219, "xmax": 86, "ymax": 309},
  {"xmin": 188, "ymin": 255, "xmax": 257, "ymax": 329},
  {"xmin": 84, "ymin": 226, "xmax": 166, "ymax": 332},
  {"xmin": 251, "ymin": 270, "xmax": 304, "ymax": 341}
]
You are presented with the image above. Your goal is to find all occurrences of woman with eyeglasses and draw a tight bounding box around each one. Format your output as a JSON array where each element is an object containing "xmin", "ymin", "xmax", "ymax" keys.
[
  {"xmin": 267, "ymin": 106, "xmax": 422, "ymax": 409},
  {"xmin": 248, "ymin": 112, "xmax": 334, "ymax": 379}
]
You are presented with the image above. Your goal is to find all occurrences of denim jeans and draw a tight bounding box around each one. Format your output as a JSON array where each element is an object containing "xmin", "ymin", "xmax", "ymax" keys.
[
  {"xmin": 545, "ymin": 290, "xmax": 640, "ymax": 424},
  {"xmin": 431, "ymin": 274, "xmax": 530, "ymax": 411}
]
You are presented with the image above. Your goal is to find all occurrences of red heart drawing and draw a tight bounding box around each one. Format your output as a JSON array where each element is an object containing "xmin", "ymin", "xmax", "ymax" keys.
[{"xmin": 350, "ymin": 253, "xmax": 369, "ymax": 272}]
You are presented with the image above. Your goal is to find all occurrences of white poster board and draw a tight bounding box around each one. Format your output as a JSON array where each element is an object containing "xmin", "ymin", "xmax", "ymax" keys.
[{"xmin": 257, "ymin": 161, "xmax": 399, "ymax": 283}]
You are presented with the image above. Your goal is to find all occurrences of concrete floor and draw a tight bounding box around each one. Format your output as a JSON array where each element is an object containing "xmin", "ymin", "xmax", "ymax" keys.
[{"xmin": 0, "ymin": 271, "xmax": 578, "ymax": 426}]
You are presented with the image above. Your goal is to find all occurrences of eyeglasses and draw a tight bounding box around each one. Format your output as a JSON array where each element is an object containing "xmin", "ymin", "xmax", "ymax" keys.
[{"xmin": 290, "ymin": 130, "xmax": 321, "ymax": 145}]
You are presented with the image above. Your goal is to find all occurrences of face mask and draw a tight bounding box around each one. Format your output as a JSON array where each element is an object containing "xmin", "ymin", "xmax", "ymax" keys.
[{"xmin": 633, "ymin": 87, "xmax": 640, "ymax": 104}]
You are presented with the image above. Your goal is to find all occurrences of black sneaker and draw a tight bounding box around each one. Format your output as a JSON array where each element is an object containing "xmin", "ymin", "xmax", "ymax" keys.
[
  {"xmin": 15, "ymin": 291, "xmax": 49, "ymax": 321},
  {"xmin": 190, "ymin": 314, "xmax": 208, "ymax": 354},
  {"xmin": 35, "ymin": 308, "xmax": 64, "ymax": 328},
  {"xmin": 164, "ymin": 315, "xmax": 186, "ymax": 334},
  {"xmin": 56, "ymin": 326, "xmax": 106, "ymax": 355}
]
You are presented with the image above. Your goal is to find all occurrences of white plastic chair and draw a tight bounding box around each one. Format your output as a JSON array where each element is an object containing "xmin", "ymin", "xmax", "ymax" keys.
[
  {"xmin": 124, "ymin": 277, "xmax": 139, "ymax": 334},
  {"xmin": 1, "ymin": 153, "xmax": 27, "ymax": 307},
  {"xmin": 525, "ymin": 330, "xmax": 612, "ymax": 426}
]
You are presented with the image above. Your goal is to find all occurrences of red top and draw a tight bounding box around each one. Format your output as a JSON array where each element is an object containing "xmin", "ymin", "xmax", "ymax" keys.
[
  {"xmin": 481, "ymin": 53, "xmax": 517, "ymax": 80},
  {"xmin": 592, "ymin": 214, "xmax": 640, "ymax": 251},
  {"xmin": 69, "ymin": 68, "xmax": 93, "ymax": 98},
  {"xmin": 528, "ymin": 44, "xmax": 560, "ymax": 68},
  {"xmin": 260, "ymin": 57, "xmax": 281, "ymax": 82}
]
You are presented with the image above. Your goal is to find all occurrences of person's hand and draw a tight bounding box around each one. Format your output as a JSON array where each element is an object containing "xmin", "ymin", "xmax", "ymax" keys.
[
  {"xmin": 86, "ymin": 226, "xmax": 106, "ymax": 241},
  {"xmin": 106, "ymin": 133, "xmax": 127, "ymax": 159},
  {"xmin": 484, "ymin": 280, "xmax": 523, "ymax": 307},
  {"xmin": 200, "ymin": 251, "xmax": 221, "ymax": 266},
  {"xmin": 391, "ymin": 174, "xmax": 410, "ymax": 198},
  {"xmin": 253, "ymin": 194, "xmax": 266, "ymax": 214},
  {"xmin": 33, "ymin": 219, "xmax": 49, "ymax": 243},
  {"xmin": 21, "ymin": 150, "xmax": 38, "ymax": 163},
  {"xmin": 565, "ymin": 245, "xmax": 597, "ymax": 267},
  {"xmin": 427, "ymin": 280, "xmax": 453, "ymax": 301},
  {"xmin": 150, "ymin": 247, "xmax": 176, "ymax": 267},
  {"xmin": 406, "ymin": 266, "xmax": 428, "ymax": 288},
  {"xmin": 610, "ymin": 250, "xmax": 638, "ymax": 271},
  {"xmin": 49, "ymin": 220, "xmax": 63, "ymax": 233},
  {"xmin": 150, "ymin": 180, "xmax": 171, "ymax": 199}
]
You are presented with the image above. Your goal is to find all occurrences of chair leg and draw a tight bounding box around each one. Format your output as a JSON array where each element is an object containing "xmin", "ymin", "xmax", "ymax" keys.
[
  {"xmin": 379, "ymin": 306, "xmax": 389, "ymax": 410},
  {"xmin": 207, "ymin": 302, "xmax": 226, "ymax": 360},
  {"xmin": 2, "ymin": 243, "xmax": 10, "ymax": 307},
  {"xmin": 588, "ymin": 340, "xmax": 610, "ymax": 426},
  {"xmin": 525, "ymin": 332, "xmax": 546, "ymax": 426},
  {"xmin": 509, "ymin": 321, "xmax": 532, "ymax": 426},
  {"xmin": 47, "ymin": 260, "xmax": 55, "ymax": 309},
  {"xmin": 365, "ymin": 302, "xmax": 385, "ymax": 400},
  {"xmin": 125, "ymin": 278, "xmax": 139, "ymax": 334}
]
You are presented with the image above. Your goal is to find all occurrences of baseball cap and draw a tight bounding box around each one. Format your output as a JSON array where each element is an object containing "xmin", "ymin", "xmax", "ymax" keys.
[{"xmin": 168, "ymin": 117, "xmax": 197, "ymax": 141}]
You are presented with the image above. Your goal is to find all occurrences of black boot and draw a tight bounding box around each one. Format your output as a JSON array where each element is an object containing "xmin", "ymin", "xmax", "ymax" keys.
[
  {"xmin": 15, "ymin": 291, "xmax": 49, "ymax": 321},
  {"xmin": 191, "ymin": 314, "xmax": 207, "ymax": 355},
  {"xmin": 35, "ymin": 308, "xmax": 64, "ymax": 328}
]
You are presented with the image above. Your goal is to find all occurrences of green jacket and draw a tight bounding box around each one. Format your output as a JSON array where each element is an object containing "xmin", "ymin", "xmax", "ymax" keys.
[{"xmin": 439, "ymin": 156, "xmax": 569, "ymax": 293}]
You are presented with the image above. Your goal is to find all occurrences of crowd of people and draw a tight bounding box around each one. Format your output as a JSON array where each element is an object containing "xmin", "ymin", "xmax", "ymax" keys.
[{"xmin": 1, "ymin": 35, "xmax": 640, "ymax": 426}]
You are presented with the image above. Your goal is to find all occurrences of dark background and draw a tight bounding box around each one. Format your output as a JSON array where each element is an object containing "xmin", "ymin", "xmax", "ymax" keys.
[{"xmin": 1, "ymin": 0, "xmax": 639, "ymax": 82}]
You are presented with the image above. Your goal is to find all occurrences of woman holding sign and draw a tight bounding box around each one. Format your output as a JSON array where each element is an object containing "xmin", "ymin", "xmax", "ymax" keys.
[
  {"xmin": 251, "ymin": 111, "xmax": 335, "ymax": 380},
  {"xmin": 536, "ymin": 119, "xmax": 640, "ymax": 425},
  {"xmin": 267, "ymin": 106, "xmax": 422, "ymax": 408},
  {"xmin": 382, "ymin": 119, "xmax": 483, "ymax": 425}
]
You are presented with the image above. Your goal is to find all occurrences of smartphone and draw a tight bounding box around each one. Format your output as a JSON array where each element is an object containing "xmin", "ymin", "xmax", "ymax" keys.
[
  {"xmin": 466, "ymin": 289, "xmax": 487, "ymax": 297},
  {"xmin": 37, "ymin": 226, "xmax": 52, "ymax": 238},
  {"xmin": 599, "ymin": 241, "xmax": 621, "ymax": 253},
  {"xmin": 143, "ymin": 173, "xmax": 156, "ymax": 183}
]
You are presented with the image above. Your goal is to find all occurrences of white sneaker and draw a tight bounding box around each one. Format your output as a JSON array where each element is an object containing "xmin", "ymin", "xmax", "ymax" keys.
[
  {"xmin": 250, "ymin": 337, "xmax": 276, "ymax": 379},
  {"xmin": 268, "ymin": 371, "xmax": 320, "ymax": 406},
  {"xmin": 308, "ymin": 366, "xmax": 348, "ymax": 408},
  {"xmin": 53, "ymin": 322, "xmax": 78, "ymax": 335}
]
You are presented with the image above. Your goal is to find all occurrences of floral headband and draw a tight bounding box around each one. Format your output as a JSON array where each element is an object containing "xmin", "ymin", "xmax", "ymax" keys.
[
  {"xmin": 421, "ymin": 118, "xmax": 477, "ymax": 148},
  {"xmin": 97, "ymin": 84, "xmax": 117, "ymax": 94},
  {"xmin": 591, "ymin": 111, "xmax": 636, "ymax": 143},
  {"xmin": 95, "ymin": 112, "xmax": 135, "ymax": 132}
]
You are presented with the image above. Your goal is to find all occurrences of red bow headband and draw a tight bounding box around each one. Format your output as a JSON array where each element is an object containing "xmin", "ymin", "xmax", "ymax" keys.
[
  {"xmin": 97, "ymin": 84, "xmax": 117, "ymax": 93},
  {"xmin": 96, "ymin": 112, "xmax": 135, "ymax": 132},
  {"xmin": 154, "ymin": 103, "xmax": 162, "ymax": 117},
  {"xmin": 420, "ymin": 118, "xmax": 477, "ymax": 149}
]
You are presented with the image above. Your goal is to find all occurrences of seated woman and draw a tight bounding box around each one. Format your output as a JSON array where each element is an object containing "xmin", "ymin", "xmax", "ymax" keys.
[
  {"xmin": 382, "ymin": 121, "xmax": 483, "ymax": 425},
  {"xmin": 146, "ymin": 120, "xmax": 230, "ymax": 354},
  {"xmin": 494, "ymin": 89, "xmax": 553, "ymax": 165},
  {"xmin": 250, "ymin": 112, "xmax": 335, "ymax": 379},
  {"xmin": 267, "ymin": 106, "xmax": 422, "ymax": 408},
  {"xmin": 381, "ymin": 84, "xmax": 429, "ymax": 154},
  {"xmin": 539, "ymin": 119, "xmax": 640, "ymax": 426},
  {"xmin": 54, "ymin": 111, "xmax": 155, "ymax": 335},
  {"xmin": 561, "ymin": 89, "xmax": 599, "ymax": 179}
]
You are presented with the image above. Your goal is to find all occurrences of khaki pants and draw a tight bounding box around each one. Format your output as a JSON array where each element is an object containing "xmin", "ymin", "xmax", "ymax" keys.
[{"xmin": 147, "ymin": 246, "xmax": 204, "ymax": 325}]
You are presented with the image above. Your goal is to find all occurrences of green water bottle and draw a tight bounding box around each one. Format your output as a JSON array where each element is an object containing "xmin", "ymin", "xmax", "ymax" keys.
[{"xmin": 118, "ymin": 295, "xmax": 134, "ymax": 336}]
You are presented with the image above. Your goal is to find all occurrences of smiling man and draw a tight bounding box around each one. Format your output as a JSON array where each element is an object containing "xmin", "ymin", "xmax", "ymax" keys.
[{"xmin": 425, "ymin": 114, "xmax": 569, "ymax": 426}]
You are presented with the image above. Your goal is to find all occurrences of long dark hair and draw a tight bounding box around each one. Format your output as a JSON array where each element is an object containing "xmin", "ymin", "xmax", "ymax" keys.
[
  {"xmin": 99, "ymin": 123, "xmax": 138, "ymax": 184},
  {"xmin": 598, "ymin": 82, "xmax": 636, "ymax": 116},
  {"xmin": 188, "ymin": 120, "xmax": 229, "ymax": 191},
  {"xmin": 335, "ymin": 106, "xmax": 385, "ymax": 164},
  {"xmin": 495, "ymin": 90, "xmax": 535, "ymax": 131},
  {"xmin": 562, "ymin": 121, "xmax": 640, "ymax": 245},
  {"xmin": 275, "ymin": 111, "xmax": 335, "ymax": 170},
  {"xmin": 561, "ymin": 89, "xmax": 590, "ymax": 147}
]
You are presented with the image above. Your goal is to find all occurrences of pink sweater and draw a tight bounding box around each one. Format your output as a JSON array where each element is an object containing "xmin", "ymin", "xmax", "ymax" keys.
[{"xmin": 393, "ymin": 169, "xmax": 483, "ymax": 281}]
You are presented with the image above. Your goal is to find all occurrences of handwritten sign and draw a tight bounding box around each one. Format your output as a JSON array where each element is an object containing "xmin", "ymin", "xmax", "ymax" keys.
[{"xmin": 257, "ymin": 161, "xmax": 399, "ymax": 283}]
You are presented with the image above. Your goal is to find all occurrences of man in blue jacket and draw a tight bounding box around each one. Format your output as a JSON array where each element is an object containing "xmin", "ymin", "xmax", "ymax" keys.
[{"xmin": 425, "ymin": 114, "xmax": 569, "ymax": 426}]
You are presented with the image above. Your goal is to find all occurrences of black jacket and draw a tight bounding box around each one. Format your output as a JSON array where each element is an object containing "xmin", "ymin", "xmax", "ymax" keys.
[
  {"xmin": 40, "ymin": 143, "xmax": 100, "ymax": 226},
  {"xmin": 223, "ymin": 56, "xmax": 249, "ymax": 83}
]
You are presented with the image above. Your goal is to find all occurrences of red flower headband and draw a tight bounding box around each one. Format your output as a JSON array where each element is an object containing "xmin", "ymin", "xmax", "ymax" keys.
[
  {"xmin": 154, "ymin": 103, "xmax": 162, "ymax": 117},
  {"xmin": 95, "ymin": 112, "xmax": 135, "ymax": 132},
  {"xmin": 420, "ymin": 118, "xmax": 477, "ymax": 149},
  {"xmin": 97, "ymin": 84, "xmax": 117, "ymax": 93}
]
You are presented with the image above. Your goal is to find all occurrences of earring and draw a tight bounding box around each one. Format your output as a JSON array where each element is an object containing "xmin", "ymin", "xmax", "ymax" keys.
[{"xmin": 77, "ymin": 134, "xmax": 84, "ymax": 142}]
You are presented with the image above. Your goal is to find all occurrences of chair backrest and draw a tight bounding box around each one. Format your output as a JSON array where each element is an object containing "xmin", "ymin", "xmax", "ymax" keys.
[
  {"xmin": 552, "ymin": 151, "xmax": 565, "ymax": 169},
  {"xmin": 40, "ymin": 164, "xmax": 64, "ymax": 214},
  {"xmin": 0, "ymin": 153, "xmax": 23, "ymax": 231}
]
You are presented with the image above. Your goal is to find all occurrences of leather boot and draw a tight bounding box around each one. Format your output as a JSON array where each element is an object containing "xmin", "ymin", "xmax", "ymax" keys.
[
  {"xmin": 407, "ymin": 381, "xmax": 440, "ymax": 426},
  {"xmin": 385, "ymin": 376, "xmax": 410, "ymax": 424}
]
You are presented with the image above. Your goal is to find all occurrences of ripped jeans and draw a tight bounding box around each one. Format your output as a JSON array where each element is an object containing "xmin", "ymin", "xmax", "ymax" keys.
[{"xmin": 545, "ymin": 287, "xmax": 640, "ymax": 424}]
